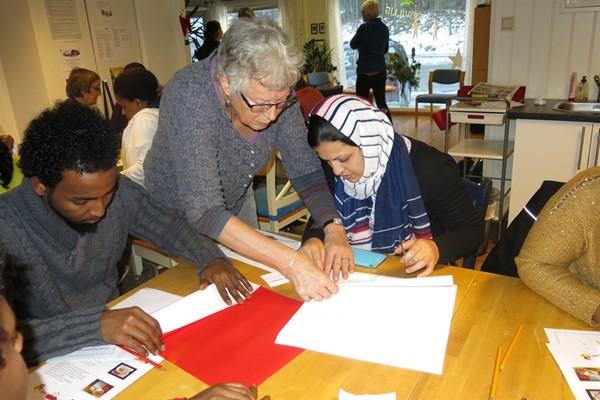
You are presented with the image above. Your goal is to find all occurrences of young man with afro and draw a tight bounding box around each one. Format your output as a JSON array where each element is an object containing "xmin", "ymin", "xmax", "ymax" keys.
[{"xmin": 0, "ymin": 100, "xmax": 253, "ymax": 365}]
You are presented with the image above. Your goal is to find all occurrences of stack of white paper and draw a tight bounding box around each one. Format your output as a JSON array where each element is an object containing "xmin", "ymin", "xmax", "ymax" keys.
[
  {"xmin": 546, "ymin": 328, "xmax": 600, "ymax": 400},
  {"xmin": 276, "ymin": 273, "xmax": 457, "ymax": 374}
]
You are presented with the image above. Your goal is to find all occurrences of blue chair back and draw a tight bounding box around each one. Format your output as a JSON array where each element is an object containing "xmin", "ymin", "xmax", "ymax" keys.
[
  {"xmin": 431, "ymin": 69, "xmax": 462, "ymax": 85},
  {"xmin": 462, "ymin": 178, "xmax": 492, "ymax": 268}
]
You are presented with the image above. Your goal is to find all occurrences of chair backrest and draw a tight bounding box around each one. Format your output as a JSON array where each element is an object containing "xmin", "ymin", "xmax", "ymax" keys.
[
  {"xmin": 482, "ymin": 180, "xmax": 564, "ymax": 276},
  {"xmin": 431, "ymin": 69, "xmax": 463, "ymax": 85},
  {"xmin": 428, "ymin": 69, "xmax": 465, "ymax": 95},
  {"xmin": 462, "ymin": 178, "xmax": 492, "ymax": 268},
  {"xmin": 297, "ymin": 87, "xmax": 325, "ymax": 121}
]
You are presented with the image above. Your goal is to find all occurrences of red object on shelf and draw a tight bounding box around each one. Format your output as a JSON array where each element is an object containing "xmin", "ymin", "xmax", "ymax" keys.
[{"xmin": 161, "ymin": 287, "xmax": 304, "ymax": 386}]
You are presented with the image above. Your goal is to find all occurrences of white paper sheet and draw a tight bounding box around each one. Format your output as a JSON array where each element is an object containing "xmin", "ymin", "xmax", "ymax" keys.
[
  {"xmin": 111, "ymin": 288, "xmax": 182, "ymax": 314},
  {"xmin": 547, "ymin": 342, "xmax": 600, "ymax": 400},
  {"xmin": 28, "ymin": 347, "xmax": 162, "ymax": 399},
  {"xmin": 151, "ymin": 283, "xmax": 259, "ymax": 334},
  {"xmin": 339, "ymin": 271, "xmax": 454, "ymax": 287},
  {"xmin": 276, "ymin": 282, "xmax": 457, "ymax": 375},
  {"xmin": 338, "ymin": 388, "xmax": 396, "ymax": 399}
]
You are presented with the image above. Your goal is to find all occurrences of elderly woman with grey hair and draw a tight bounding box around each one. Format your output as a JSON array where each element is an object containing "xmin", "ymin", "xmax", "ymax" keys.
[{"xmin": 144, "ymin": 18, "xmax": 352, "ymax": 302}]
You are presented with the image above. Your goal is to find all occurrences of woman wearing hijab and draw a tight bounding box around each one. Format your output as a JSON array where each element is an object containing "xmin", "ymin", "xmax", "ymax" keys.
[{"xmin": 301, "ymin": 94, "xmax": 483, "ymax": 277}]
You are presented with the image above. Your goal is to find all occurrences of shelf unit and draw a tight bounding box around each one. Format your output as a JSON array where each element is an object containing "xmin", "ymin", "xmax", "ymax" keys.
[{"xmin": 445, "ymin": 97, "xmax": 513, "ymax": 239}]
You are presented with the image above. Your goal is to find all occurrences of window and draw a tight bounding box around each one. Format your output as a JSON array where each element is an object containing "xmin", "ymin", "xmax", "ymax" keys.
[
  {"xmin": 340, "ymin": 0, "xmax": 467, "ymax": 107},
  {"xmin": 226, "ymin": 7, "xmax": 281, "ymax": 26}
]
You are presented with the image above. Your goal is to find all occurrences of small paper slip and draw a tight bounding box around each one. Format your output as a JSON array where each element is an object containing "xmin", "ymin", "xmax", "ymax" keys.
[
  {"xmin": 353, "ymin": 248, "xmax": 386, "ymax": 268},
  {"xmin": 262, "ymin": 271, "xmax": 289, "ymax": 287},
  {"xmin": 339, "ymin": 388, "xmax": 396, "ymax": 399},
  {"xmin": 28, "ymin": 346, "xmax": 163, "ymax": 399},
  {"xmin": 277, "ymin": 281, "xmax": 457, "ymax": 374},
  {"xmin": 544, "ymin": 328, "xmax": 600, "ymax": 400},
  {"xmin": 111, "ymin": 287, "xmax": 182, "ymax": 314}
]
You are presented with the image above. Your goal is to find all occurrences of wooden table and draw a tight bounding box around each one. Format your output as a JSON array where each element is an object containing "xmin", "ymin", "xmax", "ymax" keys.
[{"xmin": 114, "ymin": 258, "xmax": 591, "ymax": 399}]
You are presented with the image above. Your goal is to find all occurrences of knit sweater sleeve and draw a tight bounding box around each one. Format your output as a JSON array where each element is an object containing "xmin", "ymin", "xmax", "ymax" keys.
[
  {"xmin": 19, "ymin": 306, "xmax": 105, "ymax": 365},
  {"xmin": 144, "ymin": 66, "xmax": 233, "ymax": 240},
  {"xmin": 121, "ymin": 178, "xmax": 224, "ymax": 270},
  {"xmin": 277, "ymin": 104, "xmax": 338, "ymax": 225},
  {"xmin": 516, "ymin": 172, "xmax": 600, "ymax": 326}
]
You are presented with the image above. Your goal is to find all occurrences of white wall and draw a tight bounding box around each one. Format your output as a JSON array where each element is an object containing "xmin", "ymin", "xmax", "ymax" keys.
[
  {"xmin": 133, "ymin": 0, "xmax": 190, "ymax": 84},
  {"xmin": 489, "ymin": 0, "xmax": 600, "ymax": 100},
  {"xmin": 0, "ymin": 0, "xmax": 51, "ymax": 141}
]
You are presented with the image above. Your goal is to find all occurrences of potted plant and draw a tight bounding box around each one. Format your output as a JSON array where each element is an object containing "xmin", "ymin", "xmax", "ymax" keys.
[
  {"xmin": 303, "ymin": 39, "xmax": 337, "ymax": 87},
  {"xmin": 387, "ymin": 47, "xmax": 421, "ymax": 106}
]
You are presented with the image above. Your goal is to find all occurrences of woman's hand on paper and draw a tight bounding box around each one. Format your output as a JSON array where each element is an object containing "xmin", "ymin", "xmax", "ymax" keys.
[
  {"xmin": 199, "ymin": 258, "xmax": 254, "ymax": 305},
  {"xmin": 190, "ymin": 383, "xmax": 270, "ymax": 400},
  {"xmin": 394, "ymin": 239, "xmax": 439, "ymax": 277},
  {"xmin": 299, "ymin": 238, "xmax": 325, "ymax": 269},
  {"xmin": 285, "ymin": 251, "xmax": 338, "ymax": 302},
  {"xmin": 100, "ymin": 307, "xmax": 164, "ymax": 356},
  {"xmin": 323, "ymin": 223, "xmax": 355, "ymax": 281}
]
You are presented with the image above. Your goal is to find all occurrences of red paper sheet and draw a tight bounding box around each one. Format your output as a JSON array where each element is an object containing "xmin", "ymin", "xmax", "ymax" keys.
[{"xmin": 160, "ymin": 287, "xmax": 303, "ymax": 386}]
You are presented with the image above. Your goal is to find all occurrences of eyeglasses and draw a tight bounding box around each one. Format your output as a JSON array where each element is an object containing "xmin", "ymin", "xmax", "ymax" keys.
[
  {"xmin": 239, "ymin": 90, "xmax": 297, "ymax": 113},
  {"xmin": 91, "ymin": 86, "xmax": 101, "ymax": 92}
]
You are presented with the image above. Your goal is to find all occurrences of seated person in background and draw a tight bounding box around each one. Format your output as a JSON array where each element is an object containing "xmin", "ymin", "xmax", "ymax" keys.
[
  {"xmin": 195, "ymin": 20, "xmax": 223, "ymax": 61},
  {"xmin": 114, "ymin": 68, "xmax": 160, "ymax": 187},
  {"xmin": 301, "ymin": 95, "xmax": 483, "ymax": 278},
  {"xmin": 110, "ymin": 62, "xmax": 154, "ymax": 136},
  {"xmin": 0, "ymin": 101, "xmax": 251, "ymax": 365},
  {"xmin": 0, "ymin": 135, "xmax": 22, "ymax": 194},
  {"xmin": 0, "ymin": 248, "xmax": 264, "ymax": 400},
  {"xmin": 66, "ymin": 67, "xmax": 102, "ymax": 107},
  {"xmin": 516, "ymin": 167, "xmax": 600, "ymax": 326}
]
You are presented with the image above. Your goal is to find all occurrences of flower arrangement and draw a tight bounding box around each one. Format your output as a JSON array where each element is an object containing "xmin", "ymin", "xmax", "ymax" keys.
[{"xmin": 387, "ymin": 47, "xmax": 421, "ymax": 98}]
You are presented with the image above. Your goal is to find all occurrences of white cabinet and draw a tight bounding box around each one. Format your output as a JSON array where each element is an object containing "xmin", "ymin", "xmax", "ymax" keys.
[{"xmin": 509, "ymin": 119, "xmax": 600, "ymax": 222}]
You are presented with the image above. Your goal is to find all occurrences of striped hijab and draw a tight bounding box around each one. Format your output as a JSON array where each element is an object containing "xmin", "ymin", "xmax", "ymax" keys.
[{"xmin": 311, "ymin": 94, "xmax": 432, "ymax": 252}]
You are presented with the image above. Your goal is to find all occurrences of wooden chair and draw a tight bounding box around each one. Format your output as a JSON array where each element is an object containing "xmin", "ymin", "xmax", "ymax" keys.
[
  {"xmin": 131, "ymin": 239, "xmax": 177, "ymax": 276},
  {"xmin": 254, "ymin": 150, "xmax": 310, "ymax": 234},
  {"xmin": 415, "ymin": 69, "xmax": 465, "ymax": 126}
]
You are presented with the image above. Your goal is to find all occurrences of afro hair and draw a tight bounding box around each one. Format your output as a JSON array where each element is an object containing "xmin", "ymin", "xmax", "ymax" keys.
[{"xmin": 19, "ymin": 100, "xmax": 120, "ymax": 188}]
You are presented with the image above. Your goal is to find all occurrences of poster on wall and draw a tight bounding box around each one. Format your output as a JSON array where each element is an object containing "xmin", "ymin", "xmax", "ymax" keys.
[
  {"xmin": 45, "ymin": 0, "xmax": 82, "ymax": 40},
  {"xmin": 60, "ymin": 47, "xmax": 83, "ymax": 77}
]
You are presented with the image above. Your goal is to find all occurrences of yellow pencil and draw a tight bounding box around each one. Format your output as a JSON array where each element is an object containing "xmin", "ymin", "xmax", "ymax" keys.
[
  {"xmin": 500, "ymin": 325, "xmax": 524, "ymax": 371},
  {"xmin": 489, "ymin": 345, "xmax": 502, "ymax": 400}
]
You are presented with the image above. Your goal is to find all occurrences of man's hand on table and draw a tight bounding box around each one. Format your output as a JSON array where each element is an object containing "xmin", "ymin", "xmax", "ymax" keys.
[
  {"xmin": 199, "ymin": 258, "xmax": 254, "ymax": 305},
  {"xmin": 285, "ymin": 251, "xmax": 338, "ymax": 302},
  {"xmin": 190, "ymin": 383, "xmax": 270, "ymax": 400},
  {"xmin": 101, "ymin": 307, "xmax": 164, "ymax": 356},
  {"xmin": 394, "ymin": 239, "xmax": 439, "ymax": 277}
]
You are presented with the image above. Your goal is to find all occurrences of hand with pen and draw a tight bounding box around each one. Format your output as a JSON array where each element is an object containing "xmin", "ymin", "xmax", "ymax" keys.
[
  {"xmin": 101, "ymin": 307, "xmax": 164, "ymax": 356},
  {"xmin": 394, "ymin": 239, "xmax": 439, "ymax": 277},
  {"xmin": 190, "ymin": 383, "xmax": 270, "ymax": 400}
]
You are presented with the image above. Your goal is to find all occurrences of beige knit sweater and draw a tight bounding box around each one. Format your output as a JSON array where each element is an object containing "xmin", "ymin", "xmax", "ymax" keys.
[{"xmin": 516, "ymin": 167, "xmax": 600, "ymax": 326}]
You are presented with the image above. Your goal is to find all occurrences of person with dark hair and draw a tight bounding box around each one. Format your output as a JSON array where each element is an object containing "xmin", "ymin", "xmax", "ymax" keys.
[
  {"xmin": 350, "ymin": 0, "xmax": 391, "ymax": 122},
  {"xmin": 114, "ymin": 68, "xmax": 159, "ymax": 186},
  {"xmin": 0, "ymin": 141, "xmax": 12, "ymax": 190},
  {"xmin": 110, "ymin": 62, "xmax": 151, "ymax": 135},
  {"xmin": 0, "ymin": 100, "xmax": 251, "ymax": 365},
  {"xmin": 0, "ymin": 248, "xmax": 27, "ymax": 400},
  {"xmin": 195, "ymin": 20, "xmax": 223, "ymax": 61},
  {"xmin": 65, "ymin": 67, "xmax": 102, "ymax": 107},
  {"xmin": 301, "ymin": 95, "xmax": 483, "ymax": 278}
]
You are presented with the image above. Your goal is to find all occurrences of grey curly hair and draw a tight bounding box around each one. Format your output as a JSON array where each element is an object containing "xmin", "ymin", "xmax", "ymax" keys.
[{"xmin": 217, "ymin": 18, "xmax": 304, "ymax": 94}]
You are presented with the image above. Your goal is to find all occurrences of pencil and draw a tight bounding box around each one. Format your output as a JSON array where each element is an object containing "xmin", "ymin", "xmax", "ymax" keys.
[
  {"xmin": 489, "ymin": 345, "xmax": 502, "ymax": 400},
  {"xmin": 117, "ymin": 344, "xmax": 166, "ymax": 371},
  {"xmin": 500, "ymin": 325, "xmax": 523, "ymax": 371}
]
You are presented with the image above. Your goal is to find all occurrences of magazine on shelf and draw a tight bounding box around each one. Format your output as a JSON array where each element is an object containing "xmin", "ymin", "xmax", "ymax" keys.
[{"xmin": 467, "ymin": 82, "xmax": 519, "ymax": 100}]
